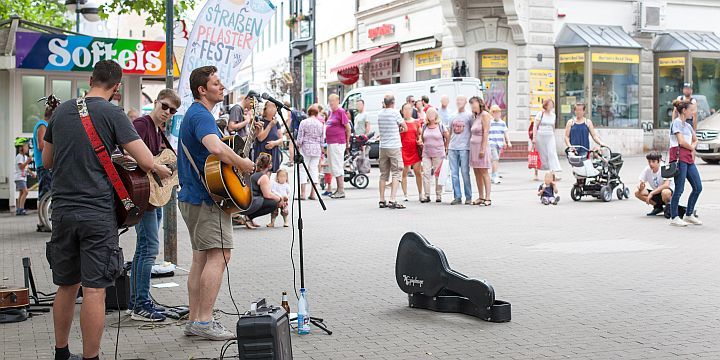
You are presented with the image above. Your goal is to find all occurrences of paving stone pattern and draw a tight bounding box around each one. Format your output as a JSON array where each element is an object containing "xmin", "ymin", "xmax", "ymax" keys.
[{"xmin": 2, "ymin": 157, "xmax": 720, "ymax": 359}]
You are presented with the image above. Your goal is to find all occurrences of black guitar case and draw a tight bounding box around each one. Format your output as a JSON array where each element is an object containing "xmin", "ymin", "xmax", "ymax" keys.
[{"xmin": 395, "ymin": 232, "xmax": 511, "ymax": 322}]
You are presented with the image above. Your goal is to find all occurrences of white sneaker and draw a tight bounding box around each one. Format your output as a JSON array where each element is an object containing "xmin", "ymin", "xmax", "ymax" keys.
[
  {"xmin": 670, "ymin": 217, "xmax": 688, "ymax": 227},
  {"xmin": 684, "ymin": 215, "xmax": 703, "ymax": 225}
]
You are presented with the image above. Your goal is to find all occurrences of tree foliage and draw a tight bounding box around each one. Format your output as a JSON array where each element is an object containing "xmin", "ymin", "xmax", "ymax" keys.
[
  {"xmin": 0, "ymin": 0, "xmax": 74, "ymax": 30},
  {"xmin": 100, "ymin": 0, "xmax": 196, "ymax": 27}
]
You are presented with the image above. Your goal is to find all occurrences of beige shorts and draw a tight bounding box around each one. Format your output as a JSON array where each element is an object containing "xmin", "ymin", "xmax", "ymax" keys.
[
  {"xmin": 379, "ymin": 148, "xmax": 404, "ymax": 182},
  {"xmin": 179, "ymin": 201, "xmax": 233, "ymax": 251},
  {"xmin": 327, "ymin": 143, "xmax": 346, "ymax": 177}
]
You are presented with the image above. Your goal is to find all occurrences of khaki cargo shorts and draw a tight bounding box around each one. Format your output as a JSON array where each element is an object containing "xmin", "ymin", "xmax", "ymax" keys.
[
  {"xmin": 179, "ymin": 201, "xmax": 233, "ymax": 251},
  {"xmin": 379, "ymin": 148, "xmax": 404, "ymax": 182}
]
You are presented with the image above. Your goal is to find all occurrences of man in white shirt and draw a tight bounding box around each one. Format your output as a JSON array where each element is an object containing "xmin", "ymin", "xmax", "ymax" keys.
[
  {"xmin": 377, "ymin": 94, "xmax": 407, "ymax": 209},
  {"xmin": 635, "ymin": 151, "xmax": 674, "ymax": 217}
]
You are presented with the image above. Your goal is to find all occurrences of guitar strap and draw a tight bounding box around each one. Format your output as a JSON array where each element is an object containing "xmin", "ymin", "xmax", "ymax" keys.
[
  {"xmin": 180, "ymin": 141, "xmax": 225, "ymax": 205},
  {"xmin": 159, "ymin": 127, "xmax": 176, "ymax": 155},
  {"xmin": 76, "ymin": 97, "xmax": 138, "ymax": 215}
]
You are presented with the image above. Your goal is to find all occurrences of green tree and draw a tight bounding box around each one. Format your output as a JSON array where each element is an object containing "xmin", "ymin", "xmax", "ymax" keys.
[
  {"xmin": 101, "ymin": 0, "xmax": 196, "ymax": 27},
  {"xmin": 0, "ymin": 0, "xmax": 74, "ymax": 30}
]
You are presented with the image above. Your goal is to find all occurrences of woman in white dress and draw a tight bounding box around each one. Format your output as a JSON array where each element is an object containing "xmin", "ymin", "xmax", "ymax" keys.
[{"xmin": 532, "ymin": 99, "xmax": 563, "ymax": 177}]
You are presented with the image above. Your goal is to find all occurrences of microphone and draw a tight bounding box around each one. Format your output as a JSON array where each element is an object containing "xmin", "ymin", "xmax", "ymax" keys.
[
  {"xmin": 261, "ymin": 93, "xmax": 291, "ymax": 111},
  {"xmin": 246, "ymin": 90, "xmax": 262, "ymax": 100}
]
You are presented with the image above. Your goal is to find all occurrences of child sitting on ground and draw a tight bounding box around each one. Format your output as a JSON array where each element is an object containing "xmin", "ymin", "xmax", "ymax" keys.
[
  {"xmin": 537, "ymin": 171, "xmax": 559, "ymax": 205},
  {"xmin": 269, "ymin": 169, "xmax": 291, "ymax": 227}
]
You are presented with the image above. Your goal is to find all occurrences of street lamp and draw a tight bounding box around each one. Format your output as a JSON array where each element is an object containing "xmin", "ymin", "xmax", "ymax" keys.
[{"xmin": 65, "ymin": 0, "xmax": 100, "ymax": 33}]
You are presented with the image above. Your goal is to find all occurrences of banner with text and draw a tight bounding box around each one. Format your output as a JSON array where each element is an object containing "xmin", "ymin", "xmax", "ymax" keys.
[{"xmin": 171, "ymin": 0, "xmax": 276, "ymax": 144}]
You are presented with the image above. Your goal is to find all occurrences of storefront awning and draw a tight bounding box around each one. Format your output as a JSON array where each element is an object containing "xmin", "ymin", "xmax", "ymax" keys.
[
  {"xmin": 555, "ymin": 24, "xmax": 641, "ymax": 49},
  {"xmin": 400, "ymin": 36, "xmax": 440, "ymax": 54},
  {"xmin": 330, "ymin": 43, "xmax": 398, "ymax": 72},
  {"xmin": 654, "ymin": 31, "xmax": 720, "ymax": 52}
]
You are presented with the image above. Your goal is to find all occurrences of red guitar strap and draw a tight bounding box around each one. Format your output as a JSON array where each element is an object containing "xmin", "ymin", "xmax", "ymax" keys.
[{"xmin": 76, "ymin": 97, "xmax": 137, "ymax": 213}]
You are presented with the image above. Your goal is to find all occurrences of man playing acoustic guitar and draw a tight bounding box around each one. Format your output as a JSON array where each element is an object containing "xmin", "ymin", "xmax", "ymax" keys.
[
  {"xmin": 43, "ymin": 60, "xmax": 154, "ymax": 360},
  {"xmin": 127, "ymin": 89, "xmax": 181, "ymax": 322},
  {"xmin": 177, "ymin": 66, "xmax": 255, "ymax": 340}
]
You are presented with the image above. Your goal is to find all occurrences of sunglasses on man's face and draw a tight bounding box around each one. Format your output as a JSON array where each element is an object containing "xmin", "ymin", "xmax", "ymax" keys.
[{"xmin": 159, "ymin": 102, "xmax": 178, "ymax": 114}]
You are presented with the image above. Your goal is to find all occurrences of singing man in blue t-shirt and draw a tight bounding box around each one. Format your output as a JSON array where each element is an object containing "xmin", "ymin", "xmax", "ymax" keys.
[{"xmin": 177, "ymin": 66, "xmax": 255, "ymax": 341}]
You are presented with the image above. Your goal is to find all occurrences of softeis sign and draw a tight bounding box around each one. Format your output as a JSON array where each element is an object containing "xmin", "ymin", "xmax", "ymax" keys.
[{"xmin": 368, "ymin": 24, "xmax": 395, "ymax": 40}]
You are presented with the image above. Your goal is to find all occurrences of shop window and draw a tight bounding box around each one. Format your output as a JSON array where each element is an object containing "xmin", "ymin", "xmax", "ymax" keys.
[
  {"xmin": 591, "ymin": 62, "xmax": 639, "ymax": 128},
  {"xmin": 22, "ymin": 75, "xmax": 45, "ymax": 133},
  {"xmin": 656, "ymin": 59, "xmax": 685, "ymax": 129},
  {"xmin": 692, "ymin": 58, "xmax": 720, "ymax": 121},
  {"xmin": 51, "ymin": 80, "xmax": 72, "ymax": 105},
  {"xmin": 416, "ymin": 68, "xmax": 440, "ymax": 81},
  {"xmin": 77, "ymin": 82, "xmax": 90, "ymax": 98},
  {"xmin": 558, "ymin": 56, "xmax": 585, "ymax": 125}
]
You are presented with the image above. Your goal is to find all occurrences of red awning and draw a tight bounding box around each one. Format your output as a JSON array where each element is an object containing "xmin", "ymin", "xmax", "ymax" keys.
[{"xmin": 330, "ymin": 44, "xmax": 398, "ymax": 72}]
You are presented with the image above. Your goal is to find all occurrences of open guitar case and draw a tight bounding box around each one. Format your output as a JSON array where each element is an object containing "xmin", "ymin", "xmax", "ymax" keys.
[{"xmin": 395, "ymin": 232, "xmax": 511, "ymax": 322}]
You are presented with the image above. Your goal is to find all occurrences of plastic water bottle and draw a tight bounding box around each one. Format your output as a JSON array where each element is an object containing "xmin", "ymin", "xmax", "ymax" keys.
[{"xmin": 297, "ymin": 288, "xmax": 310, "ymax": 335}]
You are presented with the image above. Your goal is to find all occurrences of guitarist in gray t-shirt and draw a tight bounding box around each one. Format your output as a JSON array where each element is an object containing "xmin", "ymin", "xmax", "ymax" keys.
[{"xmin": 42, "ymin": 60, "xmax": 154, "ymax": 360}]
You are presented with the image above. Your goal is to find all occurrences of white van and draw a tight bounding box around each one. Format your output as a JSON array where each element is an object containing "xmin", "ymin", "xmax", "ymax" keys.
[{"xmin": 341, "ymin": 77, "xmax": 484, "ymax": 159}]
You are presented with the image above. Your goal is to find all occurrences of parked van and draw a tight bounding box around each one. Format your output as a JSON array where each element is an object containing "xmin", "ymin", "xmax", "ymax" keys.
[{"xmin": 341, "ymin": 77, "xmax": 484, "ymax": 159}]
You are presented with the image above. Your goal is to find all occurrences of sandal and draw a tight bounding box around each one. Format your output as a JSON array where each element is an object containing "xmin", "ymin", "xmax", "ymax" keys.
[
  {"xmin": 388, "ymin": 201, "xmax": 406, "ymax": 209},
  {"xmin": 483, "ymin": 199, "xmax": 493, "ymax": 207},
  {"xmin": 379, "ymin": 201, "xmax": 388, "ymax": 208},
  {"xmin": 472, "ymin": 198, "xmax": 486, "ymax": 205}
]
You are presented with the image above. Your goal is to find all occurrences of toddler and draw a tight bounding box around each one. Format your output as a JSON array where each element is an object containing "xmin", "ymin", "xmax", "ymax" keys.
[
  {"xmin": 320, "ymin": 146, "xmax": 333, "ymax": 196},
  {"xmin": 269, "ymin": 169, "xmax": 291, "ymax": 227},
  {"xmin": 537, "ymin": 171, "xmax": 559, "ymax": 205}
]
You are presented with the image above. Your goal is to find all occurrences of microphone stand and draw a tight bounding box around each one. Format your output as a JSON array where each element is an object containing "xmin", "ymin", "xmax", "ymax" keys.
[{"xmin": 276, "ymin": 107, "xmax": 332, "ymax": 335}]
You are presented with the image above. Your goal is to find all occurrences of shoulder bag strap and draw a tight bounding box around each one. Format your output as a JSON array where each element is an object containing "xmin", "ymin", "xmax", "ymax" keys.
[{"xmin": 76, "ymin": 97, "xmax": 136, "ymax": 213}]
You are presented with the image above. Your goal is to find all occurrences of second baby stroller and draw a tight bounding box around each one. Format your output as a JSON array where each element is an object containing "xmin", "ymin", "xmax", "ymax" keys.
[
  {"xmin": 565, "ymin": 145, "xmax": 630, "ymax": 202},
  {"xmin": 344, "ymin": 132, "xmax": 374, "ymax": 189}
]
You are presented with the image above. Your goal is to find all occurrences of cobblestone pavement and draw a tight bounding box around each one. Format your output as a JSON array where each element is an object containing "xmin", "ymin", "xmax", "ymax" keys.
[{"xmin": 2, "ymin": 157, "xmax": 720, "ymax": 359}]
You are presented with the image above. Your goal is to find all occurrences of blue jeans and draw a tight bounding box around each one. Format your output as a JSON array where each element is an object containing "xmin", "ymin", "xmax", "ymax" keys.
[
  {"xmin": 448, "ymin": 149, "xmax": 471, "ymax": 201},
  {"xmin": 671, "ymin": 162, "xmax": 702, "ymax": 218},
  {"xmin": 130, "ymin": 207, "xmax": 162, "ymax": 308},
  {"xmin": 37, "ymin": 167, "xmax": 52, "ymax": 200}
]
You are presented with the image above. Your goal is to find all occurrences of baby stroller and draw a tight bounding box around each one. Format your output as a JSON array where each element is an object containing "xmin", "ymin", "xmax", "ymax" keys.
[
  {"xmin": 344, "ymin": 132, "xmax": 374, "ymax": 189},
  {"xmin": 565, "ymin": 145, "xmax": 630, "ymax": 202}
]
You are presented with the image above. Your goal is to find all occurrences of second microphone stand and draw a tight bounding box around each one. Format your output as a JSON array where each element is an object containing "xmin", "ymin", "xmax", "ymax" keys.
[{"xmin": 275, "ymin": 107, "xmax": 332, "ymax": 335}]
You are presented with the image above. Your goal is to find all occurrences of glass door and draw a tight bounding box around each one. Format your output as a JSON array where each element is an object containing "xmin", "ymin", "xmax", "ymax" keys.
[{"xmin": 478, "ymin": 50, "xmax": 509, "ymax": 121}]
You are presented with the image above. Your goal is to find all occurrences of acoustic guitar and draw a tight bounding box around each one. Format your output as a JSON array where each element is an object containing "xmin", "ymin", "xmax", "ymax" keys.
[
  {"xmin": 148, "ymin": 148, "xmax": 179, "ymax": 207},
  {"xmin": 204, "ymin": 98, "xmax": 260, "ymax": 214},
  {"xmin": 111, "ymin": 154, "xmax": 150, "ymax": 227},
  {"xmin": 0, "ymin": 285, "xmax": 29, "ymax": 310}
]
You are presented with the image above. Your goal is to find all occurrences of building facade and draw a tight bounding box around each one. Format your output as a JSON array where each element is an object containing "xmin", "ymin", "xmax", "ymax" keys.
[{"xmin": 343, "ymin": 0, "xmax": 720, "ymax": 154}]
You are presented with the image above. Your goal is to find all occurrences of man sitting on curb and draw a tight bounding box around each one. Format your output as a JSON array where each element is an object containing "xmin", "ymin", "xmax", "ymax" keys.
[{"xmin": 635, "ymin": 151, "xmax": 674, "ymax": 217}]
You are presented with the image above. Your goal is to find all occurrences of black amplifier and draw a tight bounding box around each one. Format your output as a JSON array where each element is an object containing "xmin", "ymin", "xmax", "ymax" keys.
[{"xmin": 236, "ymin": 298, "xmax": 293, "ymax": 360}]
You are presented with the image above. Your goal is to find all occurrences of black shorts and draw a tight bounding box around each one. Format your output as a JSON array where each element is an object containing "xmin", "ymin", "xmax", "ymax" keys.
[
  {"xmin": 46, "ymin": 213, "xmax": 124, "ymax": 288},
  {"xmin": 644, "ymin": 189, "xmax": 670, "ymax": 206}
]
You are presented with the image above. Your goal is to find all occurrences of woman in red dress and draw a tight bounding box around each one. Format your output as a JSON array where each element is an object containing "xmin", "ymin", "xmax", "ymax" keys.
[{"xmin": 400, "ymin": 103, "xmax": 423, "ymax": 202}]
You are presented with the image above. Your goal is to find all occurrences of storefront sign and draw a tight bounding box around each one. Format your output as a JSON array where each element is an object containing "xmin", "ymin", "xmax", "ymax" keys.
[
  {"xmin": 559, "ymin": 53, "xmax": 585, "ymax": 63},
  {"xmin": 14, "ymin": 31, "xmax": 178, "ymax": 76},
  {"xmin": 481, "ymin": 54, "xmax": 508, "ymax": 68},
  {"xmin": 337, "ymin": 66, "xmax": 359, "ymax": 85},
  {"xmin": 370, "ymin": 59, "xmax": 393, "ymax": 78},
  {"xmin": 529, "ymin": 69, "xmax": 556, "ymax": 116},
  {"xmin": 172, "ymin": 0, "xmax": 275, "ymax": 145},
  {"xmin": 591, "ymin": 53, "xmax": 640, "ymax": 64},
  {"xmin": 368, "ymin": 24, "xmax": 395, "ymax": 40},
  {"xmin": 415, "ymin": 50, "xmax": 442, "ymax": 69},
  {"xmin": 659, "ymin": 57, "xmax": 685, "ymax": 67}
]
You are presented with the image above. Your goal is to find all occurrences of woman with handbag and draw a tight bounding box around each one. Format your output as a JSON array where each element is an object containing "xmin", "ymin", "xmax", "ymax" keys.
[
  {"xmin": 668, "ymin": 99, "xmax": 703, "ymax": 227},
  {"xmin": 400, "ymin": 103, "xmax": 423, "ymax": 202},
  {"xmin": 532, "ymin": 99, "xmax": 562, "ymax": 179}
]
